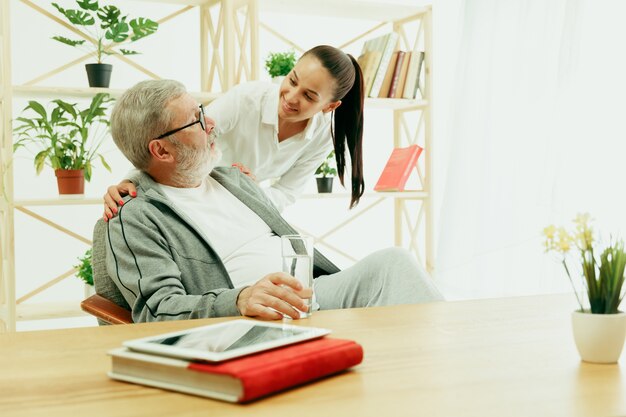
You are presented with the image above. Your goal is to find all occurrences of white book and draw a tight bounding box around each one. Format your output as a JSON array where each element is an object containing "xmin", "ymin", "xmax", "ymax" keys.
[
  {"xmin": 358, "ymin": 35, "xmax": 385, "ymax": 96},
  {"xmin": 403, "ymin": 51, "xmax": 425, "ymax": 99},
  {"xmin": 368, "ymin": 32, "xmax": 399, "ymax": 98}
]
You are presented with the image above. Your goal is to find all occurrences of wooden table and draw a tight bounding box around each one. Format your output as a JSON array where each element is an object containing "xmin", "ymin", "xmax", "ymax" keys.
[{"xmin": 1, "ymin": 295, "xmax": 624, "ymax": 417}]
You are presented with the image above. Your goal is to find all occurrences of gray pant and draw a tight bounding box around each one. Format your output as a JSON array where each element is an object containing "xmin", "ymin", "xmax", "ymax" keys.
[{"xmin": 314, "ymin": 248, "xmax": 443, "ymax": 310}]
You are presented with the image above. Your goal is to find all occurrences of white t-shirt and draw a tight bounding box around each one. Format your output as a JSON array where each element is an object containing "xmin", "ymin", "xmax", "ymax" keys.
[
  {"xmin": 158, "ymin": 177, "xmax": 283, "ymax": 288},
  {"xmin": 207, "ymin": 81, "xmax": 334, "ymax": 211}
]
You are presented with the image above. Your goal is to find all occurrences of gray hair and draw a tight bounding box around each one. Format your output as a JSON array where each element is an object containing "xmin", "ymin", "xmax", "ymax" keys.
[{"xmin": 110, "ymin": 79, "xmax": 187, "ymax": 170}]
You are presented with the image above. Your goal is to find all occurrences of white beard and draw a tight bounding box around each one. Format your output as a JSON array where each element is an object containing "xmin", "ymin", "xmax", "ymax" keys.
[{"xmin": 170, "ymin": 131, "xmax": 222, "ymax": 187}]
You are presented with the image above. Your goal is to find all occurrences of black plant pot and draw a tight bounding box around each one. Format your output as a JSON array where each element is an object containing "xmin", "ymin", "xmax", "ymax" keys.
[
  {"xmin": 316, "ymin": 177, "xmax": 334, "ymax": 193},
  {"xmin": 85, "ymin": 63, "xmax": 113, "ymax": 88}
]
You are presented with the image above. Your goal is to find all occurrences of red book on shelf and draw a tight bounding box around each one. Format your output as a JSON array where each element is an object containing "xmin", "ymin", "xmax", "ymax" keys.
[
  {"xmin": 392, "ymin": 51, "xmax": 411, "ymax": 98},
  {"xmin": 109, "ymin": 337, "xmax": 363, "ymax": 403},
  {"xmin": 374, "ymin": 144, "xmax": 423, "ymax": 191},
  {"xmin": 387, "ymin": 50, "xmax": 406, "ymax": 98}
]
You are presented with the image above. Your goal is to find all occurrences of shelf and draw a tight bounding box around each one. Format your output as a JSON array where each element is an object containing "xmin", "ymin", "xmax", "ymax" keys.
[
  {"xmin": 13, "ymin": 197, "xmax": 103, "ymax": 207},
  {"xmin": 12, "ymin": 85, "xmax": 221, "ymax": 103},
  {"xmin": 132, "ymin": 0, "xmax": 209, "ymax": 5},
  {"xmin": 259, "ymin": 0, "xmax": 429, "ymax": 22},
  {"xmin": 17, "ymin": 301, "xmax": 86, "ymax": 321},
  {"xmin": 1, "ymin": 0, "xmax": 433, "ymax": 332},
  {"xmin": 365, "ymin": 98, "xmax": 428, "ymax": 110},
  {"xmin": 13, "ymin": 192, "xmax": 428, "ymax": 206},
  {"xmin": 301, "ymin": 191, "xmax": 428, "ymax": 200},
  {"xmin": 12, "ymin": 86, "xmax": 426, "ymax": 110},
  {"xmin": 133, "ymin": 0, "xmax": 430, "ymax": 22}
]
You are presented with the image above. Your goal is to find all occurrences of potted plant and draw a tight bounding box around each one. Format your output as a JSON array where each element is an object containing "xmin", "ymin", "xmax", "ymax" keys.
[
  {"xmin": 13, "ymin": 93, "xmax": 114, "ymax": 194},
  {"xmin": 75, "ymin": 248, "xmax": 94, "ymax": 296},
  {"xmin": 543, "ymin": 213, "xmax": 626, "ymax": 363},
  {"xmin": 315, "ymin": 151, "xmax": 337, "ymax": 193},
  {"xmin": 51, "ymin": 1, "xmax": 159, "ymax": 87},
  {"xmin": 264, "ymin": 50, "xmax": 297, "ymax": 83}
]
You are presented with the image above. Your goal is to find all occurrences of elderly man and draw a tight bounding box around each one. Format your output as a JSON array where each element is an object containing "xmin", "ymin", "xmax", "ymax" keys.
[{"xmin": 106, "ymin": 79, "xmax": 442, "ymax": 323}]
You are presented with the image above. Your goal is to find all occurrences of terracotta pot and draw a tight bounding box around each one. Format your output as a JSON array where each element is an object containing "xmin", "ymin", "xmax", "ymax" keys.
[
  {"xmin": 55, "ymin": 169, "xmax": 85, "ymax": 195},
  {"xmin": 316, "ymin": 177, "xmax": 333, "ymax": 193},
  {"xmin": 571, "ymin": 310, "xmax": 626, "ymax": 363},
  {"xmin": 85, "ymin": 63, "xmax": 113, "ymax": 88}
]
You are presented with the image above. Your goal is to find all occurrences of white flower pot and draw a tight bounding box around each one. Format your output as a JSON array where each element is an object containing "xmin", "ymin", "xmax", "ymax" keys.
[{"xmin": 571, "ymin": 310, "xmax": 626, "ymax": 363}]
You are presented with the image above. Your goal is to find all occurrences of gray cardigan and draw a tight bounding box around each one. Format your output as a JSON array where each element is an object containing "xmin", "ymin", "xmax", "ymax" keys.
[{"xmin": 105, "ymin": 167, "xmax": 339, "ymax": 322}]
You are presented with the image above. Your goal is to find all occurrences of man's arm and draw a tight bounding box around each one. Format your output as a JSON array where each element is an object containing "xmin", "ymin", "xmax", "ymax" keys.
[
  {"xmin": 236, "ymin": 273, "xmax": 311, "ymax": 320},
  {"xmin": 106, "ymin": 200, "xmax": 311, "ymax": 321},
  {"xmin": 105, "ymin": 204, "xmax": 242, "ymax": 322}
]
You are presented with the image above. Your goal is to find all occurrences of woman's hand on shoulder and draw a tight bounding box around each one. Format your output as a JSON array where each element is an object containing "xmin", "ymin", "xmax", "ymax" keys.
[{"xmin": 103, "ymin": 180, "xmax": 137, "ymax": 222}]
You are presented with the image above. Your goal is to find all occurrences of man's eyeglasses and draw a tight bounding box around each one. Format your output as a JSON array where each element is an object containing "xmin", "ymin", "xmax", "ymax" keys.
[{"xmin": 156, "ymin": 104, "xmax": 206, "ymax": 139}]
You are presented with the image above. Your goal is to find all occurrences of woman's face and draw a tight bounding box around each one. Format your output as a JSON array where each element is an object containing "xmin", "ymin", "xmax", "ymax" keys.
[{"xmin": 278, "ymin": 54, "xmax": 341, "ymax": 123}]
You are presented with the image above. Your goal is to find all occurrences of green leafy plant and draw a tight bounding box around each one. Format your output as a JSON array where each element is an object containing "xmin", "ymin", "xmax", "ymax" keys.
[
  {"xmin": 74, "ymin": 248, "xmax": 93, "ymax": 286},
  {"xmin": 13, "ymin": 93, "xmax": 114, "ymax": 181},
  {"xmin": 51, "ymin": 0, "xmax": 159, "ymax": 63},
  {"xmin": 315, "ymin": 151, "xmax": 338, "ymax": 178},
  {"xmin": 264, "ymin": 50, "xmax": 297, "ymax": 78},
  {"xmin": 543, "ymin": 213, "xmax": 626, "ymax": 314}
]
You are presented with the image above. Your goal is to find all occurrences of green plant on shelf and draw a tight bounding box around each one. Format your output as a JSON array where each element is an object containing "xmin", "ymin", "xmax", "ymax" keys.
[
  {"xmin": 264, "ymin": 50, "xmax": 297, "ymax": 78},
  {"xmin": 74, "ymin": 248, "xmax": 93, "ymax": 286},
  {"xmin": 13, "ymin": 93, "xmax": 114, "ymax": 181},
  {"xmin": 51, "ymin": 0, "xmax": 159, "ymax": 63},
  {"xmin": 315, "ymin": 151, "xmax": 338, "ymax": 178}
]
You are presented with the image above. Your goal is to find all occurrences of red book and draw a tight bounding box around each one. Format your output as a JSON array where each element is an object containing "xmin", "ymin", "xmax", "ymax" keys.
[
  {"xmin": 374, "ymin": 144, "xmax": 423, "ymax": 191},
  {"xmin": 393, "ymin": 51, "xmax": 412, "ymax": 99},
  {"xmin": 387, "ymin": 51, "xmax": 406, "ymax": 98},
  {"xmin": 109, "ymin": 337, "xmax": 363, "ymax": 403}
]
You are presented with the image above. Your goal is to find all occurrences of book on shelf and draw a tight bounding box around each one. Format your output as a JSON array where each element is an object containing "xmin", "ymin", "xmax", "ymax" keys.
[
  {"xmin": 392, "ymin": 51, "xmax": 412, "ymax": 99},
  {"xmin": 387, "ymin": 51, "xmax": 406, "ymax": 98},
  {"xmin": 403, "ymin": 51, "xmax": 425, "ymax": 99},
  {"xmin": 374, "ymin": 144, "xmax": 423, "ymax": 192},
  {"xmin": 109, "ymin": 337, "xmax": 364, "ymax": 403},
  {"xmin": 357, "ymin": 50, "xmax": 382, "ymax": 97},
  {"xmin": 377, "ymin": 50, "xmax": 400, "ymax": 98},
  {"xmin": 367, "ymin": 32, "xmax": 399, "ymax": 98}
]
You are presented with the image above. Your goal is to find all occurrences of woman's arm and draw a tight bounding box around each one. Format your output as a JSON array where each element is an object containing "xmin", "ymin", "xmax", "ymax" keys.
[{"xmin": 205, "ymin": 85, "xmax": 243, "ymax": 136}]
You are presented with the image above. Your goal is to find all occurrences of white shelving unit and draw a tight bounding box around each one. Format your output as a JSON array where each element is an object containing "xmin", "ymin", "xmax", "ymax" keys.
[
  {"xmin": 264, "ymin": 2, "xmax": 433, "ymax": 272},
  {"xmin": 0, "ymin": 0, "xmax": 432, "ymax": 332}
]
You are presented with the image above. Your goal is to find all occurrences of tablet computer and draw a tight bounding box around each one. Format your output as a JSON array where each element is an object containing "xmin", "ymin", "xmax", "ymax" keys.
[{"xmin": 123, "ymin": 319, "xmax": 332, "ymax": 362}]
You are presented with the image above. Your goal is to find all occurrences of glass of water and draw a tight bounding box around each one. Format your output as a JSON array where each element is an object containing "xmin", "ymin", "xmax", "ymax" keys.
[{"xmin": 281, "ymin": 234, "xmax": 314, "ymax": 318}]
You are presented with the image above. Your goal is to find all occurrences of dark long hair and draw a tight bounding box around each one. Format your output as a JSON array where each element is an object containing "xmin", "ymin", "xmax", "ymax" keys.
[{"xmin": 303, "ymin": 45, "xmax": 365, "ymax": 209}]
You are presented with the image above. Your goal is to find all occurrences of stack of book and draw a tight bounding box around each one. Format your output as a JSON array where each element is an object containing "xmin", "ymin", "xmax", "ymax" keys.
[
  {"xmin": 107, "ymin": 320, "xmax": 364, "ymax": 403},
  {"xmin": 357, "ymin": 33, "xmax": 425, "ymax": 99}
]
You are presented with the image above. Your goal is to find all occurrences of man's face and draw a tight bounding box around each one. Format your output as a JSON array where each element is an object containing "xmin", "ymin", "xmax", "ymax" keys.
[{"xmin": 165, "ymin": 94, "xmax": 221, "ymax": 186}]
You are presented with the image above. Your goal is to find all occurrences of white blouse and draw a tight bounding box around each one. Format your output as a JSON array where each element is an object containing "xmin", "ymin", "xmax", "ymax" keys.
[{"xmin": 207, "ymin": 81, "xmax": 334, "ymax": 211}]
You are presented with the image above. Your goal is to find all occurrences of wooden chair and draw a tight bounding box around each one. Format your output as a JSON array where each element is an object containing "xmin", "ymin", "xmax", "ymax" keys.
[
  {"xmin": 81, "ymin": 293, "xmax": 132, "ymax": 325},
  {"xmin": 80, "ymin": 219, "xmax": 133, "ymax": 325}
]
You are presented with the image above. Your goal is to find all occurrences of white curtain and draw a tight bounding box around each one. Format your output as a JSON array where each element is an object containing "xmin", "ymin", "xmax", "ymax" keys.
[{"xmin": 433, "ymin": 0, "xmax": 626, "ymax": 299}]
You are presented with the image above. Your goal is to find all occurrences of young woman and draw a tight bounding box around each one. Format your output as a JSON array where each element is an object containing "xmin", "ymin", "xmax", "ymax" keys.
[{"xmin": 103, "ymin": 45, "xmax": 364, "ymax": 217}]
